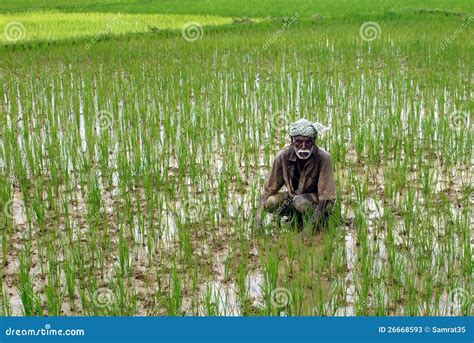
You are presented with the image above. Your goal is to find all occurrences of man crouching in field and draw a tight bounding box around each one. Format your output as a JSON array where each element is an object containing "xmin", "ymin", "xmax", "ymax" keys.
[{"xmin": 256, "ymin": 119, "xmax": 336, "ymax": 230}]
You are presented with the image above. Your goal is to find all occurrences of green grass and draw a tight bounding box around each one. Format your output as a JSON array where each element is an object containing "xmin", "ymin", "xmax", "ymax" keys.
[
  {"xmin": 0, "ymin": 3, "xmax": 472, "ymax": 316},
  {"xmin": 0, "ymin": 11, "xmax": 233, "ymax": 44},
  {"xmin": 0, "ymin": 0, "xmax": 473, "ymax": 18}
]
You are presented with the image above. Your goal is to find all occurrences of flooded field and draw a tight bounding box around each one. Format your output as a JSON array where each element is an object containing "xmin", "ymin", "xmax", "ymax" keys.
[{"xmin": 0, "ymin": 6, "xmax": 473, "ymax": 316}]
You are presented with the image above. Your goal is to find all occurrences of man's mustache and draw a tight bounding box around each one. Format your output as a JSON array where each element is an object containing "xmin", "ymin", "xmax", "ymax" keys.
[{"xmin": 294, "ymin": 148, "xmax": 312, "ymax": 159}]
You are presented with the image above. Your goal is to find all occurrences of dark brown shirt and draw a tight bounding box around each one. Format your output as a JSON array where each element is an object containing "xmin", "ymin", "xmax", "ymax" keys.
[{"xmin": 261, "ymin": 145, "xmax": 336, "ymax": 203}]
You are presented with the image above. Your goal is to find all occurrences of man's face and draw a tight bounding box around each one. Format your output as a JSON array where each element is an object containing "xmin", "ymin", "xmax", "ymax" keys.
[
  {"xmin": 292, "ymin": 136, "xmax": 314, "ymax": 150},
  {"xmin": 292, "ymin": 136, "xmax": 314, "ymax": 160}
]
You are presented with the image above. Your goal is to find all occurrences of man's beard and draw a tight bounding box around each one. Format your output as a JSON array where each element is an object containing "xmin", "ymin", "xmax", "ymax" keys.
[{"xmin": 294, "ymin": 146, "xmax": 314, "ymax": 160}]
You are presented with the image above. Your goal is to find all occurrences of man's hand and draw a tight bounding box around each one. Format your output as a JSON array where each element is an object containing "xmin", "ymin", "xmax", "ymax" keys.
[{"xmin": 311, "ymin": 200, "xmax": 333, "ymax": 227}]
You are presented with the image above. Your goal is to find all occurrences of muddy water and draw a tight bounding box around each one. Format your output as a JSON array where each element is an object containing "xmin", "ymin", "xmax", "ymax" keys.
[
  {"xmin": 339, "ymin": 188, "xmax": 471, "ymax": 316},
  {"xmin": 191, "ymin": 245, "xmax": 264, "ymax": 316}
]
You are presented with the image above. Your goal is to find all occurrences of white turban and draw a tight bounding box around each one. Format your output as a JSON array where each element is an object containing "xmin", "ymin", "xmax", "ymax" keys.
[{"xmin": 289, "ymin": 119, "xmax": 330, "ymax": 139}]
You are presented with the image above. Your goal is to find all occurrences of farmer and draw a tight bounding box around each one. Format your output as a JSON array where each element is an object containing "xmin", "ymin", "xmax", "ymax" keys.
[{"xmin": 256, "ymin": 118, "xmax": 336, "ymax": 229}]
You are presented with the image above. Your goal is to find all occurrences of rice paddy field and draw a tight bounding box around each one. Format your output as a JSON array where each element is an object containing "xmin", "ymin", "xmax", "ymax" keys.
[{"xmin": 0, "ymin": 1, "xmax": 473, "ymax": 316}]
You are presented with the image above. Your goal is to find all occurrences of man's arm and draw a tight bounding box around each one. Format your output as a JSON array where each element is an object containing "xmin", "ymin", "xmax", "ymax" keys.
[
  {"xmin": 259, "ymin": 152, "xmax": 285, "ymax": 204},
  {"xmin": 256, "ymin": 152, "xmax": 285, "ymax": 226}
]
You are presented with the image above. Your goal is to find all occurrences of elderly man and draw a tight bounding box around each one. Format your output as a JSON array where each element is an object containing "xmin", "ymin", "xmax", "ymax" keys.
[{"xmin": 256, "ymin": 119, "xmax": 336, "ymax": 230}]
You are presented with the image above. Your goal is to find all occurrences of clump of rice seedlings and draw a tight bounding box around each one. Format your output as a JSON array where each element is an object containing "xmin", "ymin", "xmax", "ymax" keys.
[
  {"xmin": 166, "ymin": 266, "xmax": 183, "ymax": 316},
  {"xmin": 18, "ymin": 248, "xmax": 42, "ymax": 316},
  {"xmin": 0, "ymin": 286, "xmax": 12, "ymax": 316}
]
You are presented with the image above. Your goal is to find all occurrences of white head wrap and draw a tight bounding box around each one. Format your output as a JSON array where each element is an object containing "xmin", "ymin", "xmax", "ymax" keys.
[{"xmin": 289, "ymin": 119, "xmax": 330, "ymax": 139}]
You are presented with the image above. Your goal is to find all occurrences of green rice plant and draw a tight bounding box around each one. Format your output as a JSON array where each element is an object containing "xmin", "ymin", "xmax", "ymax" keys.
[
  {"xmin": 166, "ymin": 266, "xmax": 183, "ymax": 315},
  {"xmin": 63, "ymin": 251, "xmax": 77, "ymax": 312},
  {"xmin": 114, "ymin": 277, "xmax": 137, "ymax": 315},
  {"xmin": 118, "ymin": 228, "xmax": 130, "ymax": 277},
  {"xmin": 45, "ymin": 244, "xmax": 63, "ymax": 315},
  {"xmin": 235, "ymin": 260, "xmax": 249, "ymax": 310},
  {"xmin": 314, "ymin": 256, "xmax": 326, "ymax": 316},
  {"xmin": 202, "ymin": 283, "xmax": 220, "ymax": 316},
  {"xmin": 0, "ymin": 286, "xmax": 12, "ymax": 316},
  {"xmin": 18, "ymin": 249, "xmax": 42, "ymax": 315}
]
